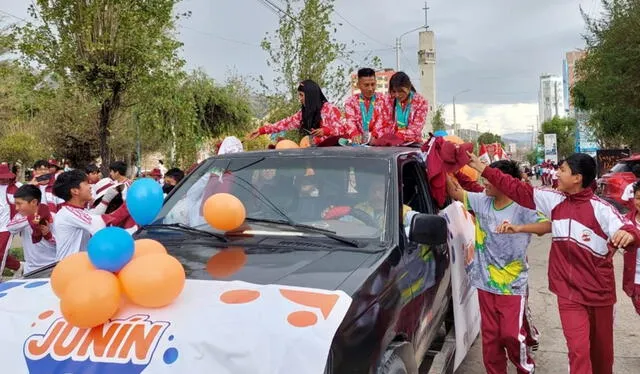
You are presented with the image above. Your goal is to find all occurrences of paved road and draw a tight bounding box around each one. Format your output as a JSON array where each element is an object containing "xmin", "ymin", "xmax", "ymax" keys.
[{"xmin": 455, "ymin": 234, "xmax": 640, "ymax": 373}]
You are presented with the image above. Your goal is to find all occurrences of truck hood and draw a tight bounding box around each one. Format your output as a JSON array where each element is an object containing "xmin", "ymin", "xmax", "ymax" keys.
[{"xmin": 162, "ymin": 237, "xmax": 381, "ymax": 295}]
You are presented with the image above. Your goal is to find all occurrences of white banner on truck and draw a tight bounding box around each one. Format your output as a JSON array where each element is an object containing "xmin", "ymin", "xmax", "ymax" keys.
[
  {"xmin": 0, "ymin": 279, "xmax": 351, "ymax": 374},
  {"xmin": 440, "ymin": 202, "xmax": 481, "ymax": 370},
  {"xmin": 543, "ymin": 133, "xmax": 558, "ymax": 164}
]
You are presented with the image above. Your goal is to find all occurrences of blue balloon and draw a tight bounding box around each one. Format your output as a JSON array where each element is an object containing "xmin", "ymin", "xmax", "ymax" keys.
[
  {"xmin": 126, "ymin": 178, "xmax": 164, "ymax": 226},
  {"xmin": 87, "ymin": 227, "xmax": 134, "ymax": 272},
  {"xmin": 434, "ymin": 130, "xmax": 448, "ymax": 137}
]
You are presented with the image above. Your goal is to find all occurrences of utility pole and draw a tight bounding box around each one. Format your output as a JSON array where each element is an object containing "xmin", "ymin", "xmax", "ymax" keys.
[
  {"xmin": 452, "ymin": 96, "xmax": 457, "ymax": 135},
  {"xmin": 475, "ymin": 123, "xmax": 480, "ymax": 151},
  {"xmin": 553, "ymin": 81, "xmax": 559, "ymax": 117},
  {"xmin": 395, "ymin": 4, "xmax": 429, "ymax": 71}
]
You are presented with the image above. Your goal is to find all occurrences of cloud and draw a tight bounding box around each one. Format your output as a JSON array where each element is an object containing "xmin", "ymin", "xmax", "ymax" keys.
[{"xmin": 442, "ymin": 102, "xmax": 539, "ymax": 136}]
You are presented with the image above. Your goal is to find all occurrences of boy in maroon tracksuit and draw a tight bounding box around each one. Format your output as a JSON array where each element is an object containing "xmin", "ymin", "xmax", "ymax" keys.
[{"xmin": 467, "ymin": 152, "xmax": 639, "ymax": 374}]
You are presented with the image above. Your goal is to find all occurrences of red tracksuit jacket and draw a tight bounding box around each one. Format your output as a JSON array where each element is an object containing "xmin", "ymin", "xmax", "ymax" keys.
[
  {"xmin": 623, "ymin": 209, "xmax": 640, "ymax": 301},
  {"xmin": 482, "ymin": 167, "xmax": 640, "ymax": 306}
]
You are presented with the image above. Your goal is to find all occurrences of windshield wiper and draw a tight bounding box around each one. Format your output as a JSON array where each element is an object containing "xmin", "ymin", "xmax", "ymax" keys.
[
  {"xmin": 244, "ymin": 217, "xmax": 361, "ymax": 248},
  {"xmin": 140, "ymin": 223, "xmax": 228, "ymax": 242}
]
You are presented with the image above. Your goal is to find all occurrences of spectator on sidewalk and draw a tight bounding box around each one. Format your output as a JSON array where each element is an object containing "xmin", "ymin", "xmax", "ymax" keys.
[
  {"xmin": 0, "ymin": 164, "xmax": 23, "ymax": 276},
  {"xmin": 52, "ymin": 170, "xmax": 130, "ymax": 261},
  {"xmin": 163, "ymin": 168, "xmax": 184, "ymax": 195},
  {"xmin": 7, "ymin": 185, "xmax": 56, "ymax": 273}
]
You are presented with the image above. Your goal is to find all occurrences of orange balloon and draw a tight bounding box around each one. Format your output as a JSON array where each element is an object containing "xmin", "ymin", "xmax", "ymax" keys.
[
  {"xmin": 203, "ymin": 193, "xmax": 246, "ymax": 231},
  {"xmin": 118, "ymin": 254, "xmax": 186, "ymax": 308},
  {"xmin": 60, "ymin": 270, "xmax": 121, "ymax": 328},
  {"xmin": 275, "ymin": 139, "xmax": 299, "ymax": 149},
  {"xmin": 444, "ymin": 135, "xmax": 464, "ymax": 145},
  {"xmin": 133, "ymin": 239, "xmax": 167, "ymax": 259},
  {"xmin": 51, "ymin": 252, "xmax": 96, "ymax": 298},
  {"xmin": 460, "ymin": 165, "xmax": 479, "ymax": 181},
  {"xmin": 206, "ymin": 248, "xmax": 247, "ymax": 278},
  {"xmin": 299, "ymin": 136, "xmax": 311, "ymax": 148}
]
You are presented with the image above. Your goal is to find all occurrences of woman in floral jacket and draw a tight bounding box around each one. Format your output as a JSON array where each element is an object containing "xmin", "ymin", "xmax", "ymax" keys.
[
  {"xmin": 373, "ymin": 72, "xmax": 428, "ymax": 143},
  {"xmin": 248, "ymin": 80, "xmax": 346, "ymax": 145}
]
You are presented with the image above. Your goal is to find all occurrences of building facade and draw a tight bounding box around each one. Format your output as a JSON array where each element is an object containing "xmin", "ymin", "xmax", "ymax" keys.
[
  {"xmin": 538, "ymin": 74, "xmax": 565, "ymax": 124},
  {"xmin": 563, "ymin": 50, "xmax": 587, "ymax": 115}
]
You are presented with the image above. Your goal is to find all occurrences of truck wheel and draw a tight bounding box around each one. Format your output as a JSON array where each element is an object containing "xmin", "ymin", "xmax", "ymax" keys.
[{"xmin": 377, "ymin": 350, "xmax": 408, "ymax": 374}]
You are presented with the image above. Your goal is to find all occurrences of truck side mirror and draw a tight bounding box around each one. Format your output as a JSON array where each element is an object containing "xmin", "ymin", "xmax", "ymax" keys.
[{"xmin": 409, "ymin": 214, "xmax": 448, "ymax": 246}]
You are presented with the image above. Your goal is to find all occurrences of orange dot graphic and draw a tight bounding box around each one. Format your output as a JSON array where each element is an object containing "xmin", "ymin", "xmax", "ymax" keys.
[
  {"xmin": 279, "ymin": 289, "xmax": 339, "ymax": 319},
  {"xmin": 220, "ymin": 289, "xmax": 260, "ymax": 304},
  {"xmin": 287, "ymin": 311, "xmax": 318, "ymax": 327},
  {"xmin": 38, "ymin": 310, "xmax": 54, "ymax": 320},
  {"xmin": 206, "ymin": 248, "xmax": 247, "ymax": 279}
]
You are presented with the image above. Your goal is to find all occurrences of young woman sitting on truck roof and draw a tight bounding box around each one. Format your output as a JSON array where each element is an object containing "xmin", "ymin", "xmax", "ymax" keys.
[{"xmin": 247, "ymin": 80, "xmax": 348, "ymax": 146}]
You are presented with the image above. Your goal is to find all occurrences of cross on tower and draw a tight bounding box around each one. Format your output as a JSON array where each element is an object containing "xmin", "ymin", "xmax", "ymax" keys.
[{"xmin": 423, "ymin": 1, "xmax": 430, "ymax": 30}]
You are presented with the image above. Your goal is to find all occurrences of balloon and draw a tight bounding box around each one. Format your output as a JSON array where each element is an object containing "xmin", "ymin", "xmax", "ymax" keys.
[
  {"xmin": 60, "ymin": 270, "xmax": 121, "ymax": 328},
  {"xmin": 87, "ymin": 227, "xmax": 134, "ymax": 272},
  {"xmin": 460, "ymin": 165, "xmax": 479, "ymax": 181},
  {"xmin": 444, "ymin": 135, "xmax": 464, "ymax": 145},
  {"xmin": 276, "ymin": 139, "xmax": 299, "ymax": 149},
  {"xmin": 206, "ymin": 248, "xmax": 247, "ymax": 278},
  {"xmin": 118, "ymin": 254, "xmax": 186, "ymax": 308},
  {"xmin": 433, "ymin": 130, "xmax": 448, "ymax": 137},
  {"xmin": 51, "ymin": 252, "xmax": 96, "ymax": 298},
  {"xmin": 126, "ymin": 178, "xmax": 164, "ymax": 226},
  {"xmin": 203, "ymin": 193, "xmax": 246, "ymax": 231},
  {"xmin": 299, "ymin": 136, "xmax": 311, "ymax": 148},
  {"xmin": 133, "ymin": 239, "xmax": 167, "ymax": 259}
]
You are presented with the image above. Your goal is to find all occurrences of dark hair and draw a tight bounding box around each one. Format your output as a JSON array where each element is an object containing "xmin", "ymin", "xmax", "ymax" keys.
[
  {"xmin": 357, "ymin": 68, "xmax": 376, "ymax": 79},
  {"xmin": 85, "ymin": 164, "xmax": 100, "ymax": 174},
  {"xmin": 33, "ymin": 160, "xmax": 49, "ymax": 170},
  {"xmin": 632, "ymin": 164, "xmax": 640, "ymax": 178},
  {"xmin": 53, "ymin": 170, "xmax": 88, "ymax": 202},
  {"xmin": 388, "ymin": 72, "xmax": 416, "ymax": 93},
  {"xmin": 109, "ymin": 161, "xmax": 127, "ymax": 176},
  {"xmin": 165, "ymin": 168, "xmax": 184, "ymax": 183},
  {"xmin": 15, "ymin": 184, "xmax": 42, "ymax": 203},
  {"xmin": 159, "ymin": 160, "xmax": 164, "ymax": 165},
  {"xmin": 563, "ymin": 153, "xmax": 596, "ymax": 188},
  {"xmin": 297, "ymin": 79, "xmax": 328, "ymax": 135},
  {"xmin": 634, "ymin": 181, "xmax": 640, "ymax": 195},
  {"xmin": 490, "ymin": 160, "xmax": 521, "ymax": 179},
  {"xmin": 389, "ymin": 72, "xmax": 417, "ymax": 122}
]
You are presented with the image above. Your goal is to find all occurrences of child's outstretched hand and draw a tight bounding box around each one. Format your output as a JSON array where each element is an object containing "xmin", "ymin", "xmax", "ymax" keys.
[
  {"xmin": 467, "ymin": 151, "xmax": 487, "ymax": 173},
  {"xmin": 611, "ymin": 230, "xmax": 635, "ymax": 248},
  {"xmin": 496, "ymin": 221, "xmax": 520, "ymax": 234}
]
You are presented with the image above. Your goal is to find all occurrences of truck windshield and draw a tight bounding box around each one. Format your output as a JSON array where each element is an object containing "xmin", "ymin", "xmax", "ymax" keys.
[{"xmin": 156, "ymin": 155, "xmax": 392, "ymax": 241}]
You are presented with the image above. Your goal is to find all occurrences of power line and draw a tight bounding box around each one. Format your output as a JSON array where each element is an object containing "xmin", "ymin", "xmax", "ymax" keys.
[
  {"xmin": 0, "ymin": 9, "xmax": 28, "ymax": 23},
  {"xmin": 333, "ymin": 9, "xmax": 392, "ymax": 48},
  {"xmin": 179, "ymin": 25, "xmax": 260, "ymax": 48}
]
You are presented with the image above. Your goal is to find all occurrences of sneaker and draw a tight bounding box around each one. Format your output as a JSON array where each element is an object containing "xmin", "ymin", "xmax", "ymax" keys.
[{"xmin": 11, "ymin": 262, "xmax": 24, "ymax": 279}]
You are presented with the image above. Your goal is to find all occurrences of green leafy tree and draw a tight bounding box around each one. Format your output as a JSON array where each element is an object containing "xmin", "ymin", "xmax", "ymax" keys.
[
  {"xmin": 572, "ymin": 0, "xmax": 640, "ymax": 149},
  {"xmin": 16, "ymin": 0, "xmax": 185, "ymax": 173},
  {"xmin": 538, "ymin": 116, "xmax": 577, "ymax": 160},
  {"xmin": 431, "ymin": 105, "xmax": 447, "ymax": 132},
  {"xmin": 259, "ymin": 0, "xmax": 367, "ymax": 142},
  {"xmin": 477, "ymin": 132, "xmax": 504, "ymax": 146}
]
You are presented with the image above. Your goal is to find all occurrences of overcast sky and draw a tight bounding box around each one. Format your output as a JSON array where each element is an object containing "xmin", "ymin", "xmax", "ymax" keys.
[{"xmin": 1, "ymin": 0, "xmax": 602, "ymax": 135}]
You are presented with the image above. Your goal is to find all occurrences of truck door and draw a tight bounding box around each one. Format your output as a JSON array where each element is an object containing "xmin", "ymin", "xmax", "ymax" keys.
[{"xmin": 398, "ymin": 156, "xmax": 451, "ymax": 362}]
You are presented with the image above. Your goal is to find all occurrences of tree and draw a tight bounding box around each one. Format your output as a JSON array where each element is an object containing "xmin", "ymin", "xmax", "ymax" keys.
[
  {"xmin": 538, "ymin": 116, "xmax": 577, "ymax": 160},
  {"xmin": 572, "ymin": 0, "xmax": 640, "ymax": 149},
  {"xmin": 431, "ymin": 105, "xmax": 447, "ymax": 132},
  {"xmin": 260, "ymin": 0, "xmax": 365, "ymax": 141},
  {"xmin": 16, "ymin": 0, "xmax": 185, "ymax": 173},
  {"xmin": 477, "ymin": 132, "xmax": 504, "ymax": 146}
]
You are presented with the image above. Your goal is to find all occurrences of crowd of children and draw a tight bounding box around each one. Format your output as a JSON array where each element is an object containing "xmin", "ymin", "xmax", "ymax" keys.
[
  {"xmin": 0, "ymin": 159, "xmax": 184, "ymax": 278},
  {"xmin": 455, "ymin": 152, "xmax": 640, "ymax": 374}
]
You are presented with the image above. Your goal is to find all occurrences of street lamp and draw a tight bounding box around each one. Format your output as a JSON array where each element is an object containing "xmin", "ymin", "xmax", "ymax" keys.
[
  {"xmin": 395, "ymin": 26, "xmax": 426, "ymax": 71},
  {"xmin": 452, "ymin": 89, "xmax": 470, "ymax": 136}
]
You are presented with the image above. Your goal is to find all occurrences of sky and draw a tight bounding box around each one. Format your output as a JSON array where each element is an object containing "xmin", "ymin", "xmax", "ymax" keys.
[{"xmin": 1, "ymin": 0, "xmax": 603, "ymax": 135}]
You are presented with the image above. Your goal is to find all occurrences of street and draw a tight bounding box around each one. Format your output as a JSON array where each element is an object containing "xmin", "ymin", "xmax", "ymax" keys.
[{"xmin": 455, "ymin": 234, "xmax": 640, "ymax": 373}]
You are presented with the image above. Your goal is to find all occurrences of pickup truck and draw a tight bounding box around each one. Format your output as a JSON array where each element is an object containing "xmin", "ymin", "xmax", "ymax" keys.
[{"xmin": 25, "ymin": 146, "xmax": 456, "ymax": 373}]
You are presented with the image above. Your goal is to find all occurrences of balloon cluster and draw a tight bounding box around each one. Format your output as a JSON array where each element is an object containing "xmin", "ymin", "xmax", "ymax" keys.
[{"xmin": 51, "ymin": 178, "xmax": 185, "ymax": 329}]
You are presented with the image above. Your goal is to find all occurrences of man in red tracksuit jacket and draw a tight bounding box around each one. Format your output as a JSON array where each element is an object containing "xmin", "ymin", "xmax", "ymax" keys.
[{"xmin": 467, "ymin": 152, "xmax": 639, "ymax": 374}]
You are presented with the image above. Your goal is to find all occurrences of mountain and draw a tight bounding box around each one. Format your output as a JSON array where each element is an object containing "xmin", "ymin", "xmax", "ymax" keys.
[{"xmin": 502, "ymin": 132, "xmax": 534, "ymax": 146}]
